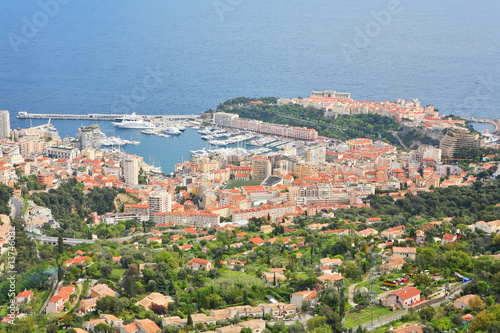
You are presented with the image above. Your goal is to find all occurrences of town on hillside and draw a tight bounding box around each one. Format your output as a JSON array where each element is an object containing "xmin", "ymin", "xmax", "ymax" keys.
[{"xmin": 0, "ymin": 93, "xmax": 499, "ymax": 333}]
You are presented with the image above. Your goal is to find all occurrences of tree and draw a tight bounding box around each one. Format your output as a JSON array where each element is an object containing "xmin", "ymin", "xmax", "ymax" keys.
[
  {"xmin": 9, "ymin": 316, "xmax": 36, "ymax": 333},
  {"xmin": 306, "ymin": 316, "xmax": 327, "ymax": 332},
  {"xmin": 240, "ymin": 328, "xmax": 252, "ymax": 333},
  {"xmin": 286, "ymin": 323, "xmax": 305, "ymax": 333},
  {"xmin": 0, "ymin": 183, "xmax": 13, "ymax": 215},
  {"xmin": 413, "ymin": 273, "xmax": 434, "ymax": 289},
  {"xmin": 93, "ymin": 323, "xmax": 114, "ymax": 333},
  {"xmin": 470, "ymin": 313, "xmax": 497, "ymax": 333},
  {"xmin": 355, "ymin": 327, "xmax": 368, "ymax": 333},
  {"xmin": 469, "ymin": 296, "xmax": 486, "ymax": 312},
  {"xmin": 310, "ymin": 325, "xmax": 333, "ymax": 333},
  {"xmin": 57, "ymin": 234, "xmax": 64, "ymax": 254},
  {"xmin": 46, "ymin": 324, "xmax": 58, "ymax": 333},
  {"xmin": 487, "ymin": 321, "xmax": 500, "ymax": 333},
  {"xmin": 419, "ymin": 306, "xmax": 436, "ymax": 322},
  {"xmin": 273, "ymin": 320, "xmax": 286, "ymax": 332},
  {"xmin": 451, "ymin": 314, "xmax": 464, "ymax": 326},
  {"xmin": 100, "ymin": 264, "xmax": 112, "ymax": 277},
  {"xmin": 301, "ymin": 300, "xmax": 312, "ymax": 312}
]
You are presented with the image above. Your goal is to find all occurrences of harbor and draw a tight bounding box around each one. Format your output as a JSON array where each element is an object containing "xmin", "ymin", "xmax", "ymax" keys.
[
  {"xmin": 468, "ymin": 117, "xmax": 500, "ymax": 134},
  {"xmin": 16, "ymin": 111, "xmax": 199, "ymax": 122}
]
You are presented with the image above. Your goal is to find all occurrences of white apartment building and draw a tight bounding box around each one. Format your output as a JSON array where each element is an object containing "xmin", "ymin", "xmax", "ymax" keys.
[{"xmin": 148, "ymin": 190, "xmax": 172, "ymax": 218}]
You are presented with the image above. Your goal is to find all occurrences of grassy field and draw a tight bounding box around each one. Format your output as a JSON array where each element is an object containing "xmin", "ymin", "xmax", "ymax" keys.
[
  {"xmin": 225, "ymin": 180, "xmax": 261, "ymax": 189},
  {"xmin": 31, "ymin": 289, "xmax": 50, "ymax": 313},
  {"xmin": 111, "ymin": 268, "xmax": 125, "ymax": 281},
  {"xmin": 344, "ymin": 305, "xmax": 396, "ymax": 328}
]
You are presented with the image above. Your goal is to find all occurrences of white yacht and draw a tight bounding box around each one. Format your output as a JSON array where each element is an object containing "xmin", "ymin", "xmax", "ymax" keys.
[
  {"xmin": 163, "ymin": 126, "xmax": 182, "ymax": 135},
  {"xmin": 112, "ymin": 112, "xmax": 156, "ymax": 129}
]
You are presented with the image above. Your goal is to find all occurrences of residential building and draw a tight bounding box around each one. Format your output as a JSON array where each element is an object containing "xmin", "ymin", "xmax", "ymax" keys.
[
  {"xmin": 475, "ymin": 220, "xmax": 500, "ymax": 234},
  {"xmin": 122, "ymin": 156, "xmax": 139, "ymax": 185},
  {"xmin": 392, "ymin": 247, "xmax": 417, "ymax": 260},
  {"xmin": 252, "ymin": 155, "xmax": 271, "ymax": 182},
  {"xmin": 44, "ymin": 146, "xmax": 80, "ymax": 160},
  {"xmin": 148, "ymin": 190, "xmax": 172, "ymax": 218},
  {"xmin": 79, "ymin": 297, "xmax": 98, "ymax": 314},
  {"xmin": 0, "ymin": 110, "xmax": 11, "ymax": 140},
  {"xmin": 78, "ymin": 124, "xmax": 101, "ymax": 150},
  {"xmin": 453, "ymin": 294, "xmax": 479, "ymax": 309},
  {"xmin": 15, "ymin": 290, "xmax": 34, "ymax": 304},
  {"xmin": 380, "ymin": 256, "xmax": 406, "ymax": 273},
  {"xmin": 440, "ymin": 129, "xmax": 482, "ymax": 157},
  {"xmin": 46, "ymin": 286, "xmax": 75, "ymax": 314},
  {"xmin": 290, "ymin": 290, "xmax": 318, "ymax": 309},
  {"xmin": 36, "ymin": 169, "xmax": 54, "ymax": 187},
  {"xmin": 232, "ymin": 203, "xmax": 295, "ymax": 223},
  {"xmin": 187, "ymin": 258, "xmax": 213, "ymax": 271},
  {"xmin": 384, "ymin": 287, "xmax": 421, "ymax": 309},
  {"xmin": 137, "ymin": 292, "xmax": 175, "ymax": 311},
  {"xmin": 90, "ymin": 284, "xmax": 116, "ymax": 298},
  {"xmin": 305, "ymin": 146, "xmax": 326, "ymax": 164},
  {"xmin": 391, "ymin": 325, "xmax": 424, "ymax": 333}
]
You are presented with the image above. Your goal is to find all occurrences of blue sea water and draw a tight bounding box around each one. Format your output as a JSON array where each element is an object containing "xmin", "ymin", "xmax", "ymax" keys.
[{"xmin": 1, "ymin": 0, "xmax": 499, "ymax": 172}]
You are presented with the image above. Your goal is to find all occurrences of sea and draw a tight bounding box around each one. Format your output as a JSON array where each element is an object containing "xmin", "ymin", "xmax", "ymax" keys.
[{"xmin": 1, "ymin": 0, "xmax": 499, "ymax": 173}]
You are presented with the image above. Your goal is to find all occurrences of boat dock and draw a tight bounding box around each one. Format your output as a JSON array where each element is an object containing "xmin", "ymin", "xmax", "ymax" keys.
[
  {"xmin": 468, "ymin": 117, "xmax": 500, "ymax": 134},
  {"xmin": 16, "ymin": 111, "xmax": 200, "ymax": 121}
]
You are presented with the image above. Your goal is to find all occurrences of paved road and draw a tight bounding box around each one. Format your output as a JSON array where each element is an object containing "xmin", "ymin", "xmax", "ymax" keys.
[
  {"xmin": 109, "ymin": 228, "xmax": 183, "ymax": 242},
  {"xmin": 348, "ymin": 274, "xmax": 370, "ymax": 307},
  {"xmin": 38, "ymin": 277, "xmax": 60, "ymax": 314},
  {"xmin": 391, "ymin": 131, "xmax": 409, "ymax": 150},
  {"xmin": 362, "ymin": 281, "xmax": 472, "ymax": 330},
  {"xmin": 9, "ymin": 196, "xmax": 24, "ymax": 220}
]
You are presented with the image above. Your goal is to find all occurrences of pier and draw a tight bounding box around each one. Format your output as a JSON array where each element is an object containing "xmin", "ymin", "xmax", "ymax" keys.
[
  {"xmin": 16, "ymin": 111, "xmax": 200, "ymax": 121},
  {"xmin": 468, "ymin": 117, "xmax": 500, "ymax": 134}
]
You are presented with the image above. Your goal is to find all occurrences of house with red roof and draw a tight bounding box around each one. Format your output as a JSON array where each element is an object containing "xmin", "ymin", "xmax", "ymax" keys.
[
  {"xmin": 442, "ymin": 233, "xmax": 458, "ymax": 244},
  {"xmin": 187, "ymin": 258, "xmax": 213, "ymax": 271},
  {"xmin": 384, "ymin": 286, "xmax": 421, "ymax": 309},
  {"xmin": 290, "ymin": 290, "xmax": 318, "ymax": 309},
  {"xmin": 15, "ymin": 290, "xmax": 34, "ymax": 304},
  {"xmin": 63, "ymin": 256, "xmax": 91, "ymax": 268},
  {"xmin": 391, "ymin": 325, "xmax": 423, "ymax": 333},
  {"xmin": 46, "ymin": 286, "xmax": 75, "ymax": 313},
  {"xmin": 249, "ymin": 237, "xmax": 266, "ymax": 246}
]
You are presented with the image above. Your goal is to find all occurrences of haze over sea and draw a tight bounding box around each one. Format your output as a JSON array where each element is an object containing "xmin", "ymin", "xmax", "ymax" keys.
[{"xmin": 1, "ymin": 0, "xmax": 499, "ymax": 172}]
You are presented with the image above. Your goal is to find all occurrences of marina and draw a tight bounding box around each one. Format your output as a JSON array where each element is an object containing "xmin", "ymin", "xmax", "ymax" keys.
[{"xmin": 16, "ymin": 111, "xmax": 199, "ymax": 122}]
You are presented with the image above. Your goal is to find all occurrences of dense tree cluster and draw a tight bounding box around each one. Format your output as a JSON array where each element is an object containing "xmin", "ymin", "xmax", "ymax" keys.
[{"xmin": 31, "ymin": 178, "xmax": 128, "ymax": 231}]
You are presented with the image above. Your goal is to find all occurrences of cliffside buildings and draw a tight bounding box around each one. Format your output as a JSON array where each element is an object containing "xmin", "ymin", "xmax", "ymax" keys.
[
  {"xmin": 213, "ymin": 112, "xmax": 318, "ymax": 141},
  {"xmin": 439, "ymin": 129, "xmax": 483, "ymax": 157}
]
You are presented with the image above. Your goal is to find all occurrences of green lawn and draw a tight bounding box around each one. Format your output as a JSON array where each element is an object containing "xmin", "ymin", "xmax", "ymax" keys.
[
  {"xmin": 111, "ymin": 268, "xmax": 126, "ymax": 281},
  {"xmin": 31, "ymin": 289, "xmax": 50, "ymax": 313},
  {"xmin": 344, "ymin": 305, "xmax": 396, "ymax": 328},
  {"xmin": 225, "ymin": 180, "xmax": 261, "ymax": 189}
]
